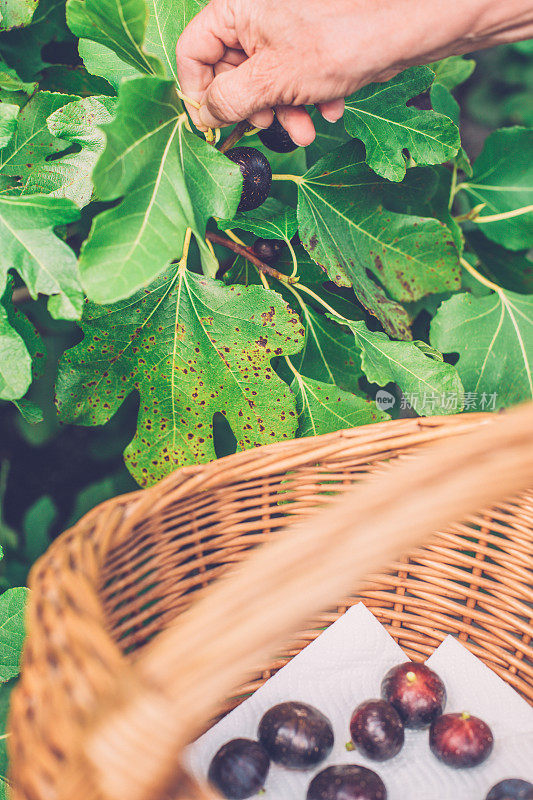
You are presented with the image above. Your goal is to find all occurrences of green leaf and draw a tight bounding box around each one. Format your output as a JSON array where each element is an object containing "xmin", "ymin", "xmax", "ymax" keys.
[
  {"xmin": 305, "ymin": 107, "xmax": 350, "ymax": 168},
  {"xmin": 0, "ymin": 586, "xmax": 28, "ymax": 682},
  {"xmin": 291, "ymin": 372, "xmax": 385, "ymax": 437},
  {"xmin": 429, "ymin": 83, "xmax": 471, "ymax": 177},
  {"xmin": 79, "ymin": 76, "xmax": 242, "ymax": 303},
  {"xmin": 22, "ymin": 495, "xmax": 56, "ymax": 560},
  {"xmin": 0, "ymin": 103, "xmax": 17, "ymax": 149},
  {"xmin": 218, "ymin": 201, "xmax": 298, "ymax": 242},
  {"xmin": 0, "ymin": 194, "xmax": 82, "ymax": 320},
  {"xmin": 13, "ymin": 397, "xmax": 43, "ymax": 423},
  {"xmin": 144, "ymin": 0, "xmax": 208, "ymax": 83},
  {"xmin": 296, "ymin": 141, "xmax": 460, "ymax": 339},
  {"xmin": 430, "ymin": 289, "xmax": 533, "ymax": 408},
  {"xmin": 413, "ymin": 340, "xmax": 444, "ymax": 361},
  {"xmin": 289, "ymin": 302, "xmax": 362, "ymax": 394},
  {"xmin": 66, "ymin": 0, "xmax": 164, "ymax": 77},
  {"xmin": 76, "ymin": 0, "xmax": 208, "ymax": 87},
  {"xmin": 0, "ymin": 278, "xmax": 44, "ymax": 401},
  {"xmin": 511, "ymin": 39, "xmax": 533, "ymax": 55},
  {"xmin": 0, "ymin": 280, "xmax": 32, "ymax": 400},
  {"xmin": 0, "ymin": 0, "xmax": 74, "ymax": 81},
  {"xmin": 0, "ymin": 679, "xmax": 15, "ymax": 793},
  {"xmin": 276, "ymin": 243, "xmax": 326, "ymax": 284},
  {"xmin": 78, "ymin": 38, "xmax": 138, "ymax": 89},
  {"xmin": 38, "ymin": 64, "xmax": 115, "ymax": 97},
  {"xmin": 382, "ymin": 165, "xmax": 463, "ymax": 252},
  {"xmin": 343, "ymin": 67, "xmax": 460, "ymax": 181},
  {"xmin": 0, "ymin": 0, "xmax": 38, "ymax": 31},
  {"xmin": 0, "ymin": 56, "xmax": 36, "ymax": 94},
  {"xmin": 2, "ymin": 278, "xmax": 46, "ymax": 414},
  {"xmin": 22, "ymin": 95, "xmax": 116, "ymax": 207},
  {"xmin": 503, "ymin": 90, "xmax": 533, "ymax": 128},
  {"xmin": 428, "ymin": 56, "xmax": 475, "ymax": 91},
  {"xmin": 466, "ymin": 230, "xmax": 533, "ymax": 294},
  {"xmin": 56, "ymin": 269, "xmax": 304, "ymax": 486},
  {"xmin": 0, "ymin": 308, "xmax": 31, "ymax": 400},
  {"xmin": 345, "ymin": 319, "xmax": 464, "ymax": 416},
  {"xmin": 459, "ymin": 127, "xmax": 533, "ymax": 250},
  {"xmin": 0, "ymin": 90, "xmax": 80, "ymax": 190},
  {"xmin": 65, "ymin": 471, "xmax": 132, "ymax": 526}
]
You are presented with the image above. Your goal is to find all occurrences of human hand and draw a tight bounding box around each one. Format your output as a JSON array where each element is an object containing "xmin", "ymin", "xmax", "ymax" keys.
[
  {"xmin": 176, "ymin": 0, "xmax": 533, "ymax": 146},
  {"xmin": 176, "ymin": 0, "xmax": 405, "ymax": 146}
]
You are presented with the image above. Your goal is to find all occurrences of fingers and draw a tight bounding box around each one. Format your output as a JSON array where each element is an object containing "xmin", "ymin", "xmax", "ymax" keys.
[
  {"xmin": 317, "ymin": 98, "xmax": 345, "ymax": 122},
  {"xmin": 248, "ymin": 108, "xmax": 275, "ymax": 129},
  {"xmin": 275, "ymin": 105, "xmax": 316, "ymax": 147},
  {"xmin": 214, "ymin": 57, "xmax": 274, "ymax": 129},
  {"xmin": 199, "ymin": 55, "xmax": 280, "ymax": 128},
  {"xmin": 176, "ymin": 1, "xmax": 239, "ymax": 129}
]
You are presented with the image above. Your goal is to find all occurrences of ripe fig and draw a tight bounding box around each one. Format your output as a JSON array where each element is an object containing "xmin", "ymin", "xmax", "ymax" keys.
[
  {"xmin": 307, "ymin": 765, "xmax": 387, "ymax": 800},
  {"xmin": 486, "ymin": 780, "xmax": 533, "ymax": 800},
  {"xmin": 258, "ymin": 701, "xmax": 334, "ymax": 769},
  {"xmin": 381, "ymin": 661, "xmax": 446, "ymax": 728},
  {"xmin": 226, "ymin": 147, "xmax": 272, "ymax": 211},
  {"xmin": 258, "ymin": 116, "xmax": 298, "ymax": 153},
  {"xmin": 349, "ymin": 699, "xmax": 404, "ymax": 761},
  {"xmin": 429, "ymin": 712, "xmax": 494, "ymax": 768},
  {"xmin": 252, "ymin": 238, "xmax": 285, "ymax": 265},
  {"xmin": 208, "ymin": 738, "xmax": 270, "ymax": 799}
]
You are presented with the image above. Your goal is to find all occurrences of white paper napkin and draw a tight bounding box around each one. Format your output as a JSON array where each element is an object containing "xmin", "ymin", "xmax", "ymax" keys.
[{"xmin": 185, "ymin": 604, "xmax": 533, "ymax": 799}]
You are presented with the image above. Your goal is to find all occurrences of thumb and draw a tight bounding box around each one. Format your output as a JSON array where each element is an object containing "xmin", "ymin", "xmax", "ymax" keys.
[{"xmin": 199, "ymin": 56, "xmax": 279, "ymax": 128}]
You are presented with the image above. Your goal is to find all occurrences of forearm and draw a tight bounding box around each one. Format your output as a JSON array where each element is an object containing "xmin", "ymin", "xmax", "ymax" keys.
[
  {"xmin": 177, "ymin": 0, "xmax": 533, "ymax": 135},
  {"xmin": 386, "ymin": 0, "xmax": 533, "ymax": 72}
]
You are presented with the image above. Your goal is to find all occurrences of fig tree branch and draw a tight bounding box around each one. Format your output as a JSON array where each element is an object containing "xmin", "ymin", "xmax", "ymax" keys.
[
  {"xmin": 218, "ymin": 121, "xmax": 255, "ymax": 154},
  {"xmin": 206, "ymin": 232, "xmax": 297, "ymax": 283}
]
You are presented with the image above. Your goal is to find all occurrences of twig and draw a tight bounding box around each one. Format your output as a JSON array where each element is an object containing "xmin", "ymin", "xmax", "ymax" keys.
[
  {"xmin": 218, "ymin": 121, "xmax": 254, "ymax": 154},
  {"xmin": 206, "ymin": 232, "xmax": 297, "ymax": 283}
]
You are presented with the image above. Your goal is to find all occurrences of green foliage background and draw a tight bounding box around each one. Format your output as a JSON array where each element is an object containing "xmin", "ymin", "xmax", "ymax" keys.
[
  {"xmin": 0, "ymin": 1, "xmax": 531, "ymax": 588},
  {"xmin": 0, "ymin": 0, "xmax": 531, "ymax": 788}
]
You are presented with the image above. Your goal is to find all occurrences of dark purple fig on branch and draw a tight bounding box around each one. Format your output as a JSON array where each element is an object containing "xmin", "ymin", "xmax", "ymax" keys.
[
  {"xmin": 349, "ymin": 699, "xmax": 404, "ymax": 761},
  {"xmin": 306, "ymin": 764, "xmax": 387, "ymax": 800},
  {"xmin": 258, "ymin": 116, "xmax": 299, "ymax": 153},
  {"xmin": 429, "ymin": 712, "xmax": 494, "ymax": 768},
  {"xmin": 252, "ymin": 238, "xmax": 285, "ymax": 265},
  {"xmin": 486, "ymin": 779, "xmax": 533, "ymax": 800},
  {"xmin": 226, "ymin": 147, "xmax": 272, "ymax": 211},
  {"xmin": 381, "ymin": 661, "xmax": 446, "ymax": 728},
  {"xmin": 258, "ymin": 700, "xmax": 334, "ymax": 769},
  {"xmin": 208, "ymin": 738, "xmax": 270, "ymax": 799}
]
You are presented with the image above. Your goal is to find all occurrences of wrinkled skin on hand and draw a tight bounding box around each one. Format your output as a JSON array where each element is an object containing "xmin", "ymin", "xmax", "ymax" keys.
[{"xmin": 176, "ymin": 0, "xmax": 533, "ymax": 145}]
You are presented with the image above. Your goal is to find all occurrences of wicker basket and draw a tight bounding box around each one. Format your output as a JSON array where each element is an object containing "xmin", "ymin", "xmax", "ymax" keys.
[{"xmin": 7, "ymin": 409, "xmax": 533, "ymax": 800}]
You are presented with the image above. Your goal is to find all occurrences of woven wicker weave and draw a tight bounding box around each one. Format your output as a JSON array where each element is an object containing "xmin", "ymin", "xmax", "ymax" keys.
[{"xmin": 8, "ymin": 410, "xmax": 533, "ymax": 800}]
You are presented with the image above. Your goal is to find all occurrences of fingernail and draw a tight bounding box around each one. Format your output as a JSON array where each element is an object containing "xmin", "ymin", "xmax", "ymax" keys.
[
  {"xmin": 322, "ymin": 110, "xmax": 343, "ymax": 123},
  {"xmin": 199, "ymin": 105, "xmax": 221, "ymax": 130},
  {"xmin": 292, "ymin": 134, "xmax": 314, "ymax": 148}
]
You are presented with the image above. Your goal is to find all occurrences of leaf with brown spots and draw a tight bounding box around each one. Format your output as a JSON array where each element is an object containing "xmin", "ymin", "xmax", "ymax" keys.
[
  {"xmin": 56, "ymin": 268, "xmax": 304, "ymax": 486},
  {"xmin": 0, "ymin": 90, "xmax": 80, "ymax": 191},
  {"xmin": 22, "ymin": 94, "xmax": 116, "ymax": 207},
  {"xmin": 296, "ymin": 141, "xmax": 460, "ymax": 339}
]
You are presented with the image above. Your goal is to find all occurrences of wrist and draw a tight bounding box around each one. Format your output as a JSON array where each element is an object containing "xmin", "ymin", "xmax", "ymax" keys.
[{"xmin": 361, "ymin": 0, "xmax": 533, "ymax": 75}]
